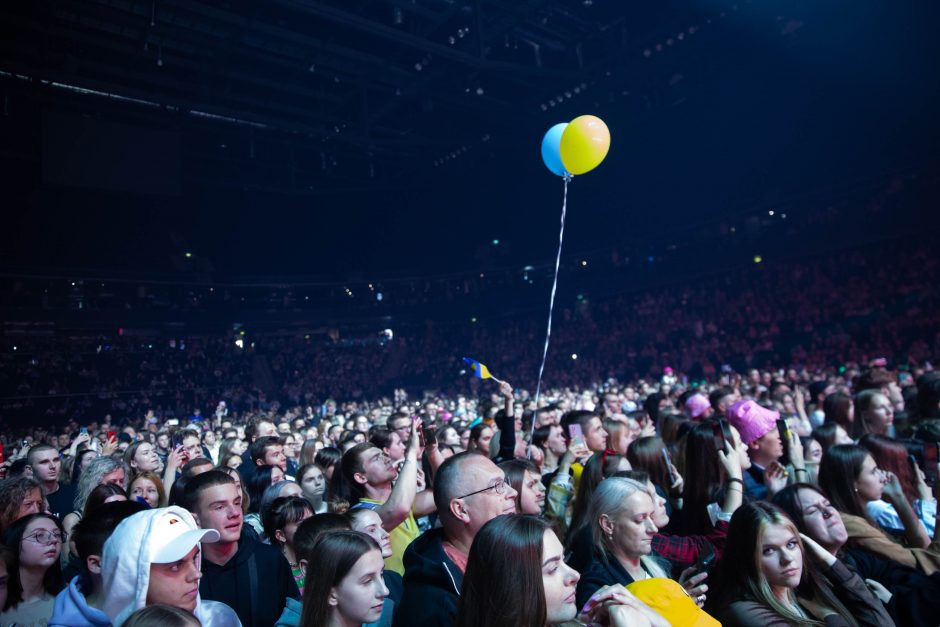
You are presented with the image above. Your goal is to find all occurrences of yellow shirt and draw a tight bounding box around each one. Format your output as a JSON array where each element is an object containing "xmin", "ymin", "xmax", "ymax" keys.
[{"xmin": 357, "ymin": 497, "xmax": 419, "ymax": 575}]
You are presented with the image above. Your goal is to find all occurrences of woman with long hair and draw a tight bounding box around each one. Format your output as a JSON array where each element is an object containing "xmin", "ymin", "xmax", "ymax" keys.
[
  {"xmin": 627, "ymin": 437, "xmax": 682, "ymax": 509},
  {"xmin": 297, "ymin": 463, "xmax": 329, "ymax": 514},
  {"xmin": 674, "ymin": 420, "xmax": 751, "ymax": 535},
  {"xmin": 0, "ymin": 513, "xmax": 66, "ymax": 624},
  {"xmin": 466, "ymin": 423, "xmax": 495, "ymax": 458},
  {"xmin": 708, "ymin": 501, "xmax": 892, "ymax": 626},
  {"xmin": 457, "ymin": 514, "xmax": 665, "ymax": 627},
  {"xmin": 818, "ymin": 445, "xmax": 937, "ymax": 567},
  {"xmin": 128, "ymin": 471, "xmax": 167, "ymax": 508},
  {"xmin": 217, "ymin": 437, "xmax": 245, "ymax": 470},
  {"xmin": 70, "ymin": 449, "xmax": 98, "ymax": 485},
  {"xmin": 315, "ymin": 447, "xmax": 342, "ymax": 484},
  {"xmin": 774, "ymin": 483, "xmax": 940, "ymax": 627},
  {"xmin": 565, "ymin": 450, "xmax": 630, "ymax": 556},
  {"xmin": 852, "ymin": 391, "xmax": 894, "ymax": 439},
  {"xmin": 498, "ymin": 459, "xmax": 546, "ymax": 515},
  {"xmin": 812, "ymin": 423, "xmax": 853, "ymax": 455},
  {"xmin": 63, "ymin": 456, "xmax": 128, "ymax": 539},
  {"xmin": 823, "ymin": 393, "xmax": 855, "ymax": 432},
  {"xmin": 858, "ymin": 434, "xmax": 935, "ymax": 536},
  {"xmin": 263, "ymin": 496, "xmax": 314, "ymax": 593},
  {"xmin": 346, "ymin": 508, "xmax": 403, "ymax": 626},
  {"xmin": 299, "ymin": 439, "xmax": 320, "ymax": 467},
  {"xmin": 82, "ymin": 484, "xmax": 127, "ymax": 518},
  {"xmin": 123, "ymin": 441, "xmax": 164, "ymax": 475},
  {"xmin": 298, "ymin": 531, "xmax": 388, "ymax": 627}
]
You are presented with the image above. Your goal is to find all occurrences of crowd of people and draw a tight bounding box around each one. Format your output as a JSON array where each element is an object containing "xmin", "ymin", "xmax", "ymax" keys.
[{"xmin": 1, "ymin": 353, "xmax": 940, "ymax": 626}]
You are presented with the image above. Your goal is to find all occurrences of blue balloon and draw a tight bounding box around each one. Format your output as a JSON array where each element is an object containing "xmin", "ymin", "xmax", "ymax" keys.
[{"xmin": 541, "ymin": 123, "xmax": 569, "ymax": 177}]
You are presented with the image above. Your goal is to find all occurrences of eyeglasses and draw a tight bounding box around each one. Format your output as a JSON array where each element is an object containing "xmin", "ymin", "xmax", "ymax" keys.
[
  {"xmin": 456, "ymin": 478, "xmax": 507, "ymax": 500},
  {"xmin": 23, "ymin": 530, "xmax": 67, "ymax": 545}
]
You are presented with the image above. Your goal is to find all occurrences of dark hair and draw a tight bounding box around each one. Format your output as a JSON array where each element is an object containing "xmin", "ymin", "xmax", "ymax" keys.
[
  {"xmin": 676, "ymin": 421, "xmax": 728, "ymax": 535},
  {"xmin": 708, "ymin": 501, "xmax": 855, "ymax": 627},
  {"xmin": 456, "ymin": 515, "xmax": 551, "ymax": 627},
  {"xmin": 817, "ymin": 444, "xmax": 872, "ymax": 520},
  {"xmin": 811, "ymin": 423, "xmax": 842, "ymax": 454},
  {"xmin": 498, "ymin": 459, "xmax": 539, "ymax": 514},
  {"xmin": 858, "ymin": 434, "xmax": 917, "ymax": 504},
  {"xmin": 626, "ymin": 436, "xmax": 672, "ymax": 495},
  {"xmin": 217, "ymin": 438, "xmax": 242, "ymax": 468},
  {"xmin": 245, "ymin": 466, "xmax": 279, "ymax": 514},
  {"xmin": 369, "ymin": 427, "xmax": 397, "ymax": 451},
  {"xmin": 249, "ymin": 436, "xmax": 282, "ymax": 465},
  {"xmin": 181, "ymin": 469, "xmax": 236, "ymax": 514},
  {"xmin": 294, "ymin": 513, "xmax": 351, "ymax": 565},
  {"xmin": 559, "ymin": 410, "xmax": 598, "ymax": 443},
  {"xmin": 531, "ymin": 425, "xmax": 553, "ymax": 451},
  {"xmin": 330, "ymin": 443, "xmax": 374, "ymax": 506},
  {"xmin": 566, "ymin": 450, "xmax": 627, "ymax": 547},
  {"xmin": 0, "ymin": 476, "xmax": 43, "ymax": 534},
  {"xmin": 123, "ymin": 604, "xmax": 201, "ymax": 627},
  {"xmin": 299, "ymin": 439, "xmax": 319, "ymax": 466},
  {"xmin": 72, "ymin": 500, "xmax": 148, "ymax": 565},
  {"xmin": 659, "ymin": 413, "xmax": 690, "ymax": 448},
  {"xmin": 299, "ymin": 531, "xmax": 381, "ymax": 627},
  {"xmin": 916, "ymin": 373, "xmax": 940, "ymax": 420},
  {"xmin": 823, "ymin": 393, "xmax": 853, "ymax": 431},
  {"xmin": 71, "ymin": 449, "xmax": 98, "ymax": 484},
  {"xmin": 262, "ymin": 496, "xmax": 313, "ymax": 547},
  {"xmin": 83, "ymin": 484, "xmax": 127, "ymax": 519},
  {"xmin": 181, "ymin": 458, "xmax": 214, "ymax": 478},
  {"xmin": 853, "ymin": 389, "xmax": 887, "ymax": 439},
  {"xmin": 2, "ymin": 513, "xmax": 65, "ymax": 610},
  {"xmin": 771, "ymin": 483, "xmax": 830, "ymax": 538},
  {"xmin": 709, "ymin": 387, "xmax": 735, "ymax": 412},
  {"xmin": 315, "ymin": 447, "xmax": 342, "ymax": 471}
]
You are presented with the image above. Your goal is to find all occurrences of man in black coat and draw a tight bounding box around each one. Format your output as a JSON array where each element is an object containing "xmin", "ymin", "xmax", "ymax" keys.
[{"xmin": 394, "ymin": 452, "xmax": 518, "ymax": 627}]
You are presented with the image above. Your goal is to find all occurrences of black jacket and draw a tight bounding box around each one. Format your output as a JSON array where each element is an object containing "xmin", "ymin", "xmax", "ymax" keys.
[
  {"xmin": 576, "ymin": 549, "xmax": 670, "ymax": 610},
  {"xmin": 200, "ymin": 535, "xmax": 300, "ymax": 627},
  {"xmin": 393, "ymin": 527, "xmax": 463, "ymax": 627},
  {"xmin": 842, "ymin": 546, "xmax": 940, "ymax": 627}
]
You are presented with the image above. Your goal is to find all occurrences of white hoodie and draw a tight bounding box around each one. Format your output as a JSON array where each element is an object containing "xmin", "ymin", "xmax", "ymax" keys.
[{"xmin": 100, "ymin": 506, "xmax": 242, "ymax": 627}]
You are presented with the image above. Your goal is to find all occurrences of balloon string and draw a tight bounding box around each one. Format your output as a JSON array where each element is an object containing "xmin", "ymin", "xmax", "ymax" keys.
[{"xmin": 529, "ymin": 175, "xmax": 569, "ymax": 453}]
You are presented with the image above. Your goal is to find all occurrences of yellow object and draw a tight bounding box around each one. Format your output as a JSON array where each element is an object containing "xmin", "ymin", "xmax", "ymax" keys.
[
  {"xmin": 559, "ymin": 115, "xmax": 611, "ymax": 175},
  {"xmin": 626, "ymin": 578, "xmax": 721, "ymax": 627}
]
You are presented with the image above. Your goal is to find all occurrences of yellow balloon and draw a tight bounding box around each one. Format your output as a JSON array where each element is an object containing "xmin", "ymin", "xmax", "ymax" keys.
[{"xmin": 559, "ymin": 115, "xmax": 611, "ymax": 175}]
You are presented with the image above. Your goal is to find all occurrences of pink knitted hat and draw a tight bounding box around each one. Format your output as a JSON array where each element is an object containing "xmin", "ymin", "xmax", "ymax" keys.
[
  {"xmin": 726, "ymin": 400, "xmax": 779, "ymax": 444},
  {"xmin": 685, "ymin": 394, "xmax": 711, "ymax": 419}
]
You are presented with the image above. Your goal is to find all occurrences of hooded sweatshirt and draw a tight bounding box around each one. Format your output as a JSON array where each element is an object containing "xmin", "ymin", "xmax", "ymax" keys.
[
  {"xmin": 49, "ymin": 575, "xmax": 111, "ymax": 627},
  {"xmin": 100, "ymin": 506, "xmax": 242, "ymax": 627},
  {"xmin": 393, "ymin": 527, "xmax": 463, "ymax": 627}
]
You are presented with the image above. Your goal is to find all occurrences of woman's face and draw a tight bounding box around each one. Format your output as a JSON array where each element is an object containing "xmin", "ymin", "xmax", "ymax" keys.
[
  {"xmin": 460, "ymin": 429, "xmax": 471, "ymax": 450},
  {"xmin": 863, "ymin": 394, "xmax": 894, "ymax": 434},
  {"xmin": 729, "ymin": 425, "xmax": 752, "ymax": 471},
  {"xmin": 226, "ymin": 455, "xmax": 242, "ymax": 469},
  {"xmin": 279, "ymin": 509, "xmax": 313, "ymax": 551},
  {"xmin": 805, "ymin": 440, "xmax": 823, "ymax": 464},
  {"xmin": 646, "ymin": 481, "xmax": 670, "ymax": 530},
  {"xmin": 796, "ymin": 488, "xmax": 847, "ymax": 552},
  {"xmin": 759, "ymin": 523, "xmax": 803, "ymax": 592},
  {"xmin": 233, "ymin": 439, "xmax": 247, "ymax": 455},
  {"xmin": 131, "ymin": 478, "xmax": 160, "ymax": 508},
  {"xmin": 603, "ymin": 491, "xmax": 657, "ymax": 558},
  {"xmin": 80, "ymin": 451, "xmax": 98, "ymax": 471},
  {"xmin": 350, "ymin": 509, "xmax": 393, "ymax": 559},
  {"xmin": 331, "ymin": 549, "xmax": 389, "ymax": 625},
  {"xmin": 133, "ymin": 443, "xmax": 162, "ymax": 473},
  {"xmin": 301, "ymin": 466, "xmax": 326, "ymax": 500},
  {"xmin": 19, "ymin": 517, "xmax": 62, "ymax": 569},
  {"xmin": 17, "ymin": 488, "xmax": 44, "ymax": 521},
  {"xmin": 854, "ymin": 455, "xmax": 886, "ymax": 502},
  {"xmin": 283, "ymin": 436, "xmax": 296, "ymax": 458},
  {"xmin": 475, "ymin": 428, "xmax": 494, "ymax": 455},
  {"xmin": 157, "ymin": 434, "xmax": 170, "ymax": 449},
  {"xmin": 541, "ymin": 530, "xmax": 580, "ymax": 625},
  {"xmin": 441, "ymin": 427, "xmax": 460, "ymax": 448},
  {"xmin": 270, "ymin": 466, "xmax": 285, "ymax": 485},
  {"xmin": 518, "ymin": 471, "xmax": 546, "ymax": 515}
]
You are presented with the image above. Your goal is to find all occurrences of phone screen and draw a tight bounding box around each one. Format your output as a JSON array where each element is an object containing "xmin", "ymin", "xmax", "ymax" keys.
[
  {"xmin": 107, "ymin": 430, "xmax": 117, "ymax": 441},
  {"xmin": 924, "ymin": 444, "xmax": 939, "ymax": 487},
  {"xmin": 776, "ymin": 419, "xmax": 791, "ymax": 465},
  {"xmin": 662, "ymin": 447, "xmax": 677, "ymax": 483},
  {"xmin": 568, "ymin": 424, "xmax": 586, "ymax": 450}
]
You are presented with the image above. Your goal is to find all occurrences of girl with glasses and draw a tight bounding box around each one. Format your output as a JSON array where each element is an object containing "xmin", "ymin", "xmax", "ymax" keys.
[{"xmin": 0, "ymin": 513, "xmax": 65, "ymax": 625}]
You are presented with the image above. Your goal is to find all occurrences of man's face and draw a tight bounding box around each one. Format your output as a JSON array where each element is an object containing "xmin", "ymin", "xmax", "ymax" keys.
[
  {"xmin": 157, "ymin": 434, "xmax": 170, "ymax": 449},
  {"xmin": 194, "ymin": 483, "xmax": 243, "ymax": 543},
  {"xmin": 389, "ymin": 419, "xmax": 411, "ymax": 442},
  {"xmin": 57, "ymin": 434, "xmax": 70, "ymax": 449},
  {"xmin": 582, "ymin": 417, "xmax": 608, "ymax": 453},
  {"xmin": 147, "ymin": 546, "xmax": 202, "ymax": 612},
  {"xmin": 455, "ymin": 457, "xmax": 518, "ymax": 538},
  {"xmin": 182, "ymin": 436, "xmax": 202, "ymax": 461},
  {"xmin": 102, "ymin": 468, "xmax": 126, "ymax": 488},
  {"xmin": 262, "ymin": 444, "xmax": 287, "ymax": 471},
  {"xmin": 30, "ymin": 449, "xmax": 60, "ymax": 483},
  {"xmin": 357, "ymin": 447, "xmax": 396, "ymax": 486},
  {"xmin": 751, "ymin": 428, "xmax": 784, "ymax": 463},
  {"xmin": 256, "ymin": 421, "xmax": 277, "ymax": 439}
]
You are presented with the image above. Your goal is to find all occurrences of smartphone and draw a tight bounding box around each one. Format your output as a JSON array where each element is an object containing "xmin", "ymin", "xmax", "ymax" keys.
[
  {"xmin": 568, "ymin": 424, "xmax": 586, "ymax": 450},
  {"xmin": 662, "ymin": 447, "xmax": 678, "ymax": 484},
  {"xmin": 776, "ymin": 419, "xmax": 791, "ymax": 466},
  {"xmin": 166, "ymin": 418, "xmax": 180, "ymax": 427},
  {"xmin": 712, "ymin": 422, "xmax": 726, "ymax": 453},
  {"xmin": 80, "ymin": 427, "xmax": 88, "ymax": 435},
  {"xmin": 107, "ymin": 430, "xmax": 117, "ymax": 442},
  {"xmin": 422, "ymin": 425, "xmax": 436, "ymax": 447},
  {"xmin": 692, "ymin": 543, "xmax": 716, "ymax": 575},
  {"xmin": 924, "ymin": 443, "xmax": 939, "ymax": 487}
]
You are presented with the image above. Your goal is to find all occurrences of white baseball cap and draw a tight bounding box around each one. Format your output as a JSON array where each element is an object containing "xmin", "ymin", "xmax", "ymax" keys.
[{"xmin": 149, "ymin": 509, "xmax": 220, "ymax": 564}]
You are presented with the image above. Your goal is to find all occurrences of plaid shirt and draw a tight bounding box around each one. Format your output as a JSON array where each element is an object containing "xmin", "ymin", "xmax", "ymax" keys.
[{"xmin": 651, "ymin": 518, "xmax": 729, "ymax": 571}]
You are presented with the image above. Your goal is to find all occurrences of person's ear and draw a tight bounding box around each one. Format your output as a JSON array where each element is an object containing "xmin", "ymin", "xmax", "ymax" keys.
[
  {"xmin": 299, "ymin": 559, "xmax": 308, "ymax": 577},
  {"xmin": 328, "ymin": 586, "xmax": 339, "ymax": 607},
  {"xmin": 748, "ymin": 440, "xmax": 761, "ymax": 452},
  {"xmin": 275, "ymin": 529, "xmax": 286, "ymax": 545},
  {"xmin": 353, "ymin": 471, "xmax": 368, "ymax": 486},
  {"xmin": 191, "ymin": 511, "xmax": 201, "ymax": 527},
  {"xmin": 449, "ymin": 497, "xmax": 470, "ymax": 524},
  {"xmin": 86, "ymin": 554, "xmax": 102, "ymax": 575},
  {"xmin": 599, "ymin": 514, "xmax": 615, "ymax": 538},
  {"xmin": 254, "ymin": 459, "xmax": 264, "ymax": 467}
]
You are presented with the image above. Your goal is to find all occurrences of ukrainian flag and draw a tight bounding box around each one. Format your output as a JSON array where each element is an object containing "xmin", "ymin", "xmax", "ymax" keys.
[{"xmin": 463, "ymin": 357, "xmax": 492, "ymax": 379}]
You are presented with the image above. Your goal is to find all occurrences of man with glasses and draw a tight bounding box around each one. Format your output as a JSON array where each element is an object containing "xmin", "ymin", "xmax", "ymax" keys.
[{"xmin": 394, "ymin": 451, "xmax": 518, "ymax": 627}]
